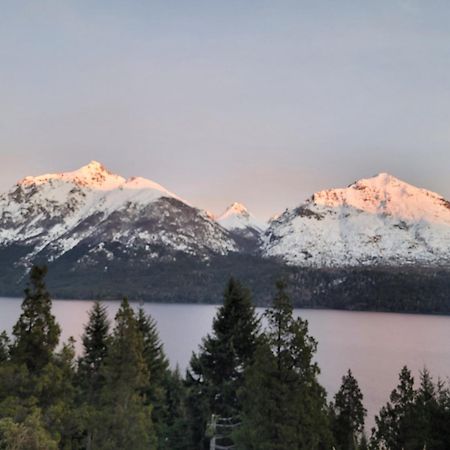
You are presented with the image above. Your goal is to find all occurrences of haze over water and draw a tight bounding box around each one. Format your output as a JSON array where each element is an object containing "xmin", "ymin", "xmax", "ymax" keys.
[{"xmin": 0, "ymin": 298, "xmax": 449, "ymax": 428}]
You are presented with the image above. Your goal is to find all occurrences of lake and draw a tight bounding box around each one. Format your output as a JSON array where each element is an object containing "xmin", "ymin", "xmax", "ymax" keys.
[{"xmin": 0, "ymin": 297, "xmax": 449, "ymax": 430}]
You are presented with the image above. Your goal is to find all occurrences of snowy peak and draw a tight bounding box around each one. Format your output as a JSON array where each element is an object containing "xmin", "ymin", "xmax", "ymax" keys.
[
  {"xmin": 217, "ymin": 202, "xmax": 265, "ymax": 232},
  {"xmin": 0, "ymin": 162, "xmax": 238, "ymax": 264},
  {"xmin": 17, "ymin": 161, "xmax": 183, "ymax": 203},
  {"xmin": 71, "ymin": 160, "xmax": 124, "ymax": 189},
  {"xmin": 264, "ymin": 173, "xmax": 450, "ymax": 267},
  {"xmin": 219, "ymin": 202, "xmax": 250, "ymax": 220},
  {"xmin": 310, "ymin": 173, "xmax": 450, "ymax": 225},
  {"xmin": 20, "ymin": 160, "xmax": 125, "ymax": 191}
]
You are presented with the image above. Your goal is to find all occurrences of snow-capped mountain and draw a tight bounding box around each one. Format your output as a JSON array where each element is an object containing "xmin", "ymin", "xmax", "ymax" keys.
[
  {"xmin": 0, "ymin": 161, "xmax": 237, "ymax": 269},
  {"xmin": 263, "ymin": 173, "xmax": 450, "ymax": 267},
  {"xmin": 1, "ymin": 164, "xmax": 450, "ymax": 305},
  {"xmin": 217, "ymin": 202, "xmax": 265, "ymax": 234}
]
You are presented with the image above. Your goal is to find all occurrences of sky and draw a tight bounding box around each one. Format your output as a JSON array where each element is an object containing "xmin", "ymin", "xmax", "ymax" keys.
[{"xmin": 1, "ymin": 0, "xmax": 450, "ymax": 219}]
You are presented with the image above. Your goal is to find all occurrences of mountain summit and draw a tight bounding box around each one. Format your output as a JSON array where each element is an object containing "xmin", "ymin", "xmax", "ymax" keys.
[
  {"xmin": 0, "ymin": 162, "xmax": 236, "ymax": 270},
  {"xmin": 217, "ymin": 202, "xmax": 265, "ymax": 232},
  {"xmin": 20, "ymin": 160, "xmax": 126, "ymax": 190},
  {"xmin": 264, "ymin": 173, "xmax": 450, "ymax": 267},
  {"xmin": 311, "ymin": 172, "xmax": 450, "ymax": 225}
]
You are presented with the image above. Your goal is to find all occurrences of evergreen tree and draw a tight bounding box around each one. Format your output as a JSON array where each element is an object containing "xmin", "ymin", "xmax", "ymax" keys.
[
  {"xmin": 41, "ymin": 337, "xmax": 84, "ymax": 449},
  {"xmin": 137, "ymin": 308, "xmax": 170, "ymax": 389},
  {"xmin": 10, "ymin": 266, "xmax": 60, "ymax": 374},
  {"xmin": 235, "ymin": 280, "xmax": 332, "ymax": 450},
  {"xmin": 371, "ymin": 366, "xmax": 416, "ymax": 449},
  {"xmin": 93, "ymin": 299, "xmax": 155, "ymax": 450},
  {"xmin": 331, "ymin": 369, "xmax": 366, "ymax": 450},
  {"xmin": 405, "ymin": 369, "xmax": 450, "ymax": 449},
  {"xmin": 161, "ymin": 367, "xmax": 190, "ymax": 450},
  {"xmin": 372, "ymin": 366, "xmax": 450, "ymax": 449},
  {"xmin": 136, "ymin": 308, "xmax": 188, "ymax": 449},
  {"xmin": 77, "ymin": 302, "xmax": 111, "ymax": 450},
  {"xmin": 186, "ymin": 277, "xmax": 261, "ymax": 449},
  {"xmin": 433, "ymin": 378, "xmax": 450, "ymax": 447},
  {"xmin": 78, "ymin": 301, "xmax": 110, "ymax": 396},
  {"xmin": 136, "ymin": 308, "xmax": 170, "ymax": 438},
  {"xmin": 0, "ymin": 266, "xmax": 83, "ymax": 447}
]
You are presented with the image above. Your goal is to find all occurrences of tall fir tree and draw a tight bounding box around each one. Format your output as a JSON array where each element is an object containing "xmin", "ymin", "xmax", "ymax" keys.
[
  {"xmin": 0, "ymin": 267, "xmax": 82, "ymax": 448},
  {"xmin": 136, "ymin": 307, "xmax": 174, "ymax": 448},
  {"xmin": 159, "ymin": 366, "xmax": 190, "ymax": 450},
  {"xmin": 330, "ymin": 369, "xmax": 366, "ymax": 450},
  {"xmin": 42, "ymin": 337, "xmax": 85, "ymax": 449},
  {"xmin": 10, "ymin": 266, "xmax": 60, "ymax": 374},
  {"xmin": 78, "ymin": 301, "xmax": 110, "ymax": 397},
  {"xmin": 186, "ymin": 277, "xmax": 261, "ymax": 449},
  {"xmin": 137, "ymin": 308, "xmax": 169, "ymax": 388},
  {"xmin": 93, "ymin": 299, "xmax": 156, "ymax": 450},
  {"xmin": 371, "ymin": 366, "xmax": 416, "ymax": 449},
  {"xmin": 235, "ymin": 280, "xmax": 333, "ymax": 450},
  {"xmin": 77, "ymin": 301, "xmax": 111, "ymax": 450},
  {"xmin": 413, "ymin": 368, "xmax": 437, "ymax": 446}
]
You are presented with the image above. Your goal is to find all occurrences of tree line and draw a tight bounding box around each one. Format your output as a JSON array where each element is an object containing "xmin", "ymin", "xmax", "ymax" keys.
[{"xmin": 0, "ymin": 266, "xmax": 448, "ymax": 449}]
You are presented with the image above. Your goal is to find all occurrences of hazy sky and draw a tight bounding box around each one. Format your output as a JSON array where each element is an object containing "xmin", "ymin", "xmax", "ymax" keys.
[{"xmin": 1, "ymin": 0, "xmax": 450, "ymax": 218}]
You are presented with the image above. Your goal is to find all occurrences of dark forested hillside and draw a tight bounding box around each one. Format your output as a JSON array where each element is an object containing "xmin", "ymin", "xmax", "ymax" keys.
[{"xmin": 0, "ymin": 250, "xmax": 449, "ymax": 313}]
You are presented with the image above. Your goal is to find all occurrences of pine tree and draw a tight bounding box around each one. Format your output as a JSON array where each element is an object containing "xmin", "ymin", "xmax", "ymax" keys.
[
  {"xmin": 93, "ymin": 299, "xmax": 155, "ymax": 450},
  {"xmin": 372, "ymin": 366, "xmax": 450, "ymax": 449},
  {"xmin": 77, "ymin": 302, "xmax": 111, "ymax": 450},
  {"xmin": 433, "ymin": 378, "xmax": 450, "ymax": 447},
  {"xmin": 161, "ymin": 367, "xmax": 190, "ymax": 450},
  {"xmin": 42, "ymin": 337, "xmax": 84, "ymax": 449},
  {"xmin": 137, "ymin": 308, "xmax": 169, "ymax": 387},
  {"xmin": 411, "ymin": 368, "xmax": 446, "ymax": 449},
  {"xmin": 0, "ymin": 263, "xmax": 82, "ymax": 448},
  {"xmin": 371, "ymin": 366, "xmax": 416, "ymax": 449},
  {"xmin": 331, "ymin": 369, "xmax": 367, "ymax": 450},
  {"xmin": 235, "ymin": 280, "xmax": 332, "ymax": 450},
  {"xmin": 10, "ymin": 266, "xmax": 60, "ymax": 373},
  {"xmin": 186, "ymin": 277, "xmax": 261, "ymax": 449},
  {"xmin": 78, "ymin": 301, "xmax": 110, "ymax": 396},
  {"xmin": 136, "ymin": 307, "xmax": 173, "ymax": 447}
]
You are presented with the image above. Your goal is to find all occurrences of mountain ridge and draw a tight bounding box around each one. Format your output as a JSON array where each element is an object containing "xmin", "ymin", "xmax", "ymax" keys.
[
  {"xmin": 1, "ymin": 163, "xmax": 450, "ymax": 309},
  {"xmin": 0, "ymin": 161, "xmax": 239, "ymax": 269},
  {"xmin": 3, "ymin": 164, "xmax": 450, "ymax": 269}
]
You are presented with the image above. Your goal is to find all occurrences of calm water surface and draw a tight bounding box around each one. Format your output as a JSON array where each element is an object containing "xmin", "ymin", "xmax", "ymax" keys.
[{"xmin": 0, "ymin": 297, "xmax": 449, "ymax": 428}]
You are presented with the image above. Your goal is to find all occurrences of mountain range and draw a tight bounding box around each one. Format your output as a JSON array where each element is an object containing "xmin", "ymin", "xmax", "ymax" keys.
[{"xmin": 1, "ymin": 161, "xmax": 449, "ymax": 311}]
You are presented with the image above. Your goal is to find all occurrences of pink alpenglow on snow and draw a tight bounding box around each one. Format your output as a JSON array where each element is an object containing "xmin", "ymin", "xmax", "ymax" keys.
[
  {"xmin": 217, "ymin": 202, "xmax": 266, "ymax": 232},
  {"xmin": 263, "ymin": 173, "xmax": 450, "ymax": 267}
]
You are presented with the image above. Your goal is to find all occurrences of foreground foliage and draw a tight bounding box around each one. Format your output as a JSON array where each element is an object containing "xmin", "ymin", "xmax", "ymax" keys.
[
  {"xmin": 185, "ymin": 278, "xmax": 261, "ymax": 449},
  {"xmin": 0, "ymin": 266, "xmax": 448, "ymax": 449},
  {"xmin": 235, "ymin": 281, "xmax": 332, "ymax": 449},
  {"xmin": 371, "ymin": 366, "xmax": 450, "ymax": 450}
]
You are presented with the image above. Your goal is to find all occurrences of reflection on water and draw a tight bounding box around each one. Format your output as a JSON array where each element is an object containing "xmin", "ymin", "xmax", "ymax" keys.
[{"xmin": 0, "ymin": 297, "xmax": 449, "ymax": 428}]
